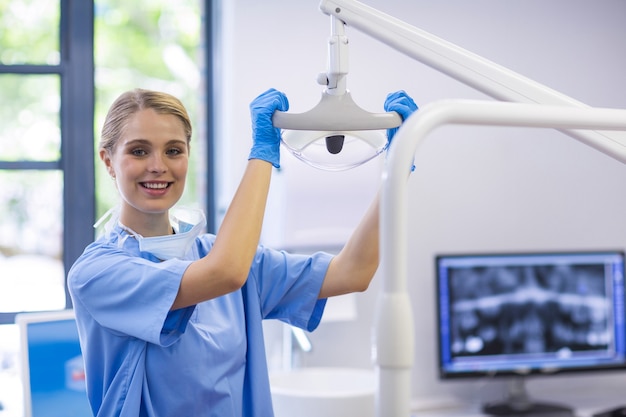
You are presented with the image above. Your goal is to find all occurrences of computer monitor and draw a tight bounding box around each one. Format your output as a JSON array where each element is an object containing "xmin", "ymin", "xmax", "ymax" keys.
[
  {"xmin": 435, "ymin": 251, "xmax": 626, "ymax": 416},
  {"xmin": 16, "ymin": 309, "xmax": 92, "ymax": 417}
]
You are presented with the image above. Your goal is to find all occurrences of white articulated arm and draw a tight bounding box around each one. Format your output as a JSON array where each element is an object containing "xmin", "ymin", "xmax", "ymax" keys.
[
  {"xmin": 379, "ymin": 100, "xmax": 626, "ymax": 417},
  {"xmin": 319, "ymin": 0, "xmax": 626, "ymax": 164}
]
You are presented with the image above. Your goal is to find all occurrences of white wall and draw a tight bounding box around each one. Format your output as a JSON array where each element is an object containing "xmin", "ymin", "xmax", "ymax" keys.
[{"xmin": 216, "ymin": 0, "xmax": 626, "ymax": 410}]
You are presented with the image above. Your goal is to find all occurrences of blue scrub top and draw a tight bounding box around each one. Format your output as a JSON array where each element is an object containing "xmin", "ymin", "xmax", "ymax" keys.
[{"xmin": 68, "ymin": 224, "xmax": 331, "ymax": 417}]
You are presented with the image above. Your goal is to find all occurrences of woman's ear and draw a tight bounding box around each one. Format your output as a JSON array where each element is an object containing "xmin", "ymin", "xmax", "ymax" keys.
[{"xmin": 100, "ymin": 149, "xmax": 115, "ymax": 178}]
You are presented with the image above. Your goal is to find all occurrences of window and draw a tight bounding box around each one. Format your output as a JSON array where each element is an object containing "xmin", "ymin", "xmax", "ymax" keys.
[
  {"xmin": 0, "ymin": 0, "xmax": 94, "ymax": 323},
  {"xmin": 0, "ymin": 0, "xmax": 213, "ymax": 324}
]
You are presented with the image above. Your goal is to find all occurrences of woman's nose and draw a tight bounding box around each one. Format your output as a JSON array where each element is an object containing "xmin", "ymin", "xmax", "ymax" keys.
[{"xmin": 148, "ymin": 153, "xmax": 167, "ymax": 173}]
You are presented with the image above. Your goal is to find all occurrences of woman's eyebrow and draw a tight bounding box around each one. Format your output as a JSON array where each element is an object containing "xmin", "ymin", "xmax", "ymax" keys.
[
  {"xmin": 166, "ymin": 139, "xmax": 188, "ymax": 146},
  {"xmin": 122, "ymin": 138, "xmax": 186, "ymax": 146},
  {"xmin": 122, "ymin": 138, "xmax": 151, "ymax": 147}
]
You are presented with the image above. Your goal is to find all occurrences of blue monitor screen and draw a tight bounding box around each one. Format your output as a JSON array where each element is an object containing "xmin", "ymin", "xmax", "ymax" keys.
[
  {"xmin": 19, "ymin": 312, "xmax": 92, "ymax": 417},
  {"xmin": 436, "ymin": 251, "xmax": 626, "ymax": 378}
]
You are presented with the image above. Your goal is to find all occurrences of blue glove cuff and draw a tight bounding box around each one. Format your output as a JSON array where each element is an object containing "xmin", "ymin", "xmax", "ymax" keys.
[{"xmin": 249, "ymin": 145, "xmax": 280, "ymax": 168}]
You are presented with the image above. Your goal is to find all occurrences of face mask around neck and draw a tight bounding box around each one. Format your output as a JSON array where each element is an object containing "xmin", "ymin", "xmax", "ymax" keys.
[{"xmin": 120, "ymin": 208, "xmax": 207, "ymax": 260}]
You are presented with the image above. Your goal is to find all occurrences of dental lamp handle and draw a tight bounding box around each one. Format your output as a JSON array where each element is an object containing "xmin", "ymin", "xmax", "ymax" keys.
[{"xmin": 272, "ymin": 91, "xmax": 402, "ymax": 131}]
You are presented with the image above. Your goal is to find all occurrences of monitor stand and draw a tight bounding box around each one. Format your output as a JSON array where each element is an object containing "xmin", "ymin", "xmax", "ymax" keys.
[{"xmin": 482, "ymin": 377, "xmax": 574, "ymax": 417}]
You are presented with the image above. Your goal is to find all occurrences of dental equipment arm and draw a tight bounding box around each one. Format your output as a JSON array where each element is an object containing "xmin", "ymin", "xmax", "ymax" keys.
[
  {"xmin": 379, "ymin": 100, "xmax": 626, "ymax": 417},
  {"xmin": 319, "ymin": 0, "xmax": 626, "ymax": 164}
]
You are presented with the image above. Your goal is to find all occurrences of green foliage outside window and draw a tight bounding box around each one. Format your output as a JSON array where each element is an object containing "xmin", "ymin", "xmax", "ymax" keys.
[
  {"xmin": 0, "ymin": 0, "xmax": 60, "ymax": 65},
  {"xmin": 95, "ymin": 0, "xmax": 204, "ymax": 218}
]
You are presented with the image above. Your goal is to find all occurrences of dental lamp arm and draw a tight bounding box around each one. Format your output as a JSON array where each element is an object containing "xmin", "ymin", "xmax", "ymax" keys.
[
  {"xmin": 319, "ymin": 0, "xmax": 626, "ymax": 164},
  {"xmin": 272, "ymin": 14, "xmax": 402, "ymax": 133}
]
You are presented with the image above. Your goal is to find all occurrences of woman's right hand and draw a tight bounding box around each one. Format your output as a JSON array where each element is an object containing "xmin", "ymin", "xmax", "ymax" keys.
[{"xmin": 248, "ymin": 88, "xmax": 289, "ymax": 168}]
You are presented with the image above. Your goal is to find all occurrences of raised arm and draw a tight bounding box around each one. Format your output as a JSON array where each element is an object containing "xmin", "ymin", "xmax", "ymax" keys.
[
  {"xmin": 172, "ymin": 89, "xmax": 289, "ymax": 310},
  {"xmin": 319, "ymin": 90, "xmax": 418, "ymax": 298}
]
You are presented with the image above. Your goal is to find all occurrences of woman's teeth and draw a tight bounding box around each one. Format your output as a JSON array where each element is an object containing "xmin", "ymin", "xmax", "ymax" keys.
[{"xmin": 143, "ymin": 183, "xmax": 168, "ymax": 189}]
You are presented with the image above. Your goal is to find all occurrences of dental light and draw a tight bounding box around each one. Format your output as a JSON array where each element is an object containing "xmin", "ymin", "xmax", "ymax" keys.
[
  {"xmin": 272, "ymin": 15, "xmax": 401, "ymax": 171},
  {"xmin": 276, "ymin": 1, "xmax": 626, "ymax": 417}
]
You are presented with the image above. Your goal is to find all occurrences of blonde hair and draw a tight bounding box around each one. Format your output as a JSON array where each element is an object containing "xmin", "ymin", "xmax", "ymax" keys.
[{"xmin": 100, "ymin": 88, "xmax": 192, "ymax": 153}]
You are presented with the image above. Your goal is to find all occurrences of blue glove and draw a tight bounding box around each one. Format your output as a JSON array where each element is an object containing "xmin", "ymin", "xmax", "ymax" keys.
[
  {"xmin": 384, "ymin": 90, "xmax": 418, "ymax": 145},
  {"xmin": 249, "ymin": 88, "xmax": 289, "ymax": 168}
]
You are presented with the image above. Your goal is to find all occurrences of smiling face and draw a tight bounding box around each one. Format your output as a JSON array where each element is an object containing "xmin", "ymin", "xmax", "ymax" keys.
[{"xmin": 101, "ymin": 108, "xmax": 189, "ymax": 236}]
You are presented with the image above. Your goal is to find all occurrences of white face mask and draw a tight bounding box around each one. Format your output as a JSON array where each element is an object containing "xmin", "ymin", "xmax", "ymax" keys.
[{"xmin": 119, "ymin": 208, "xmax": 207, "ymax": 260}]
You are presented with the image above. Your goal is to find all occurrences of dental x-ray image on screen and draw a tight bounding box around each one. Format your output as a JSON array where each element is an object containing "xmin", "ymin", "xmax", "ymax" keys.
[{"xmin": 436, "ymin": 251, "xmax": 626, "ymax": 415}]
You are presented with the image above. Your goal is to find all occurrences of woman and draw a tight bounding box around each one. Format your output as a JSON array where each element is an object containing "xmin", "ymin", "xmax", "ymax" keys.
[{"xmin": 68, "ymin": 87, "xmax": 417, "ymax": 417}]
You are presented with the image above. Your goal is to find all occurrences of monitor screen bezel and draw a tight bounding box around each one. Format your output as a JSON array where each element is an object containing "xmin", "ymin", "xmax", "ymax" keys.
[
  {"xmin": 15, "ymin": 309, "xmax": 88, "ymax": 417},
  {"xmin": 435, "ymin": 250, "xmax": 626, "ymax": 379}
]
